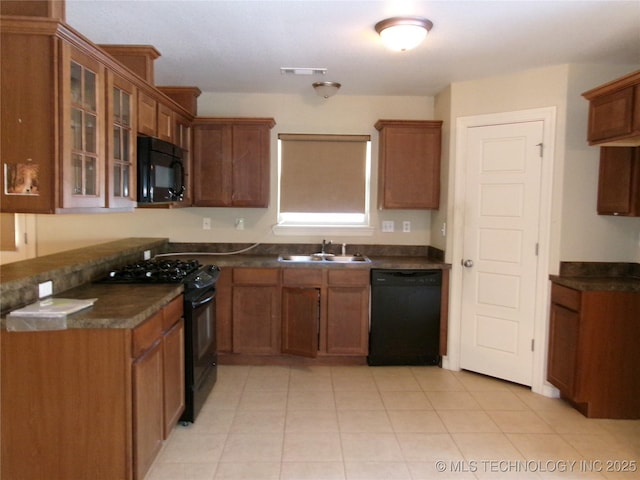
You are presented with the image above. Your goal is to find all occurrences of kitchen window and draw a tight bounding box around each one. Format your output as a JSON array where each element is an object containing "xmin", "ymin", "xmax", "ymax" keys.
[{"xmin": 275, "ymin": 134, "xmax": 373, "ymax": 235}]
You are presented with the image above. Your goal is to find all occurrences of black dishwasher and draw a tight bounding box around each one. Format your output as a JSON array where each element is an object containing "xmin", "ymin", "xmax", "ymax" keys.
[{"xmin": 368, "ymin": 269, "xmax": 442, "ymax": 366}]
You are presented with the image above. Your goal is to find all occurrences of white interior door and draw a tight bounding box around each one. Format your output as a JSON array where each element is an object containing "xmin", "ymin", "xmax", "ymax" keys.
[{"xmin": 460, "ymin": 121, "xmax": 543, "ymax": 386}]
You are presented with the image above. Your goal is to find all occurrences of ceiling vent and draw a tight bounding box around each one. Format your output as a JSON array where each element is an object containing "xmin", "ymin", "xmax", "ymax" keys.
[{"xmin": 280, "ymin": 67, "xmax": 327, "ymax": 76}]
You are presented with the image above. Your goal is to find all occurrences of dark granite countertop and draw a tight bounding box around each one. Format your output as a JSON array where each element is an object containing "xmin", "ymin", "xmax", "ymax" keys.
[
  {"xmin": 0, "ymin": 238, "xmax": 168, "ymax": 284},
  {"xmin": 0, "ymin": 238, "xmax": 170, "ymax": 316},
  {"xmin": 2, "ymin": 283, "xmax": 183, "ymax": 330},
  {"xmin": 549, "ymin": 262, "xmax": 640, "ymax": 292},
  {"xmin": 1, "ymin": 239, "xmax": 451, "ymax": 330}
]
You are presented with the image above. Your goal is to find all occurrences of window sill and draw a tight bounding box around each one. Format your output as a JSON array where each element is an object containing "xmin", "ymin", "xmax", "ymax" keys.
[{"xmin": 273, "ymin": 224, "xmax": 375, "ymax": 237}]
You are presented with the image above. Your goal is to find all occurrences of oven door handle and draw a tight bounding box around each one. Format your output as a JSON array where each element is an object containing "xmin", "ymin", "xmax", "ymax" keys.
[{"xmin": 191, "ymin": 291, "xmax": 216, "ymax": 308}]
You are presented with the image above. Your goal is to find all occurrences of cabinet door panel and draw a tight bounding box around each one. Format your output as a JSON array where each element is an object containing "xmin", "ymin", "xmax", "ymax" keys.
[
  {"xmin": 326, "ymin": 286, "xmax": 369, "ymax": 355},
  {"xmin": 137, "ymin": 90, "xmax": 157, "ymax": 137},
  {"xmin": 174, "ymin": 114, "xmax": 192, "ymax": 206},
  {"xmin": 216, "ymin": 268, "xmax": 233, "ymax": 353},
  {"xmin": 107, "ymin": 72, "xmax": 137, "ymax": 209},
  {"xmin": 157, "ymin": 102, "xmax": 174, "ymax": 143},
  {"xmin": 282, "ymin": 287, "xmax": 320, "ymax": 358},
  {"xmin": 376, "ymin": 120, "xmax": 441, "ymax": 209},
  {"xmin": 597, "ymin": 147, "xmax": 640, "ymax": 216},
  {"xmin": 133, "ymin": 341, "xmax": 164, "ymax": 480},
  {"xmin": 163, "ymin": 319, "xmax": 185, "ymax": 437},
  {"xmin": 0, "ymin": 33, "xmax": 57, "ymax": 213},
  {"xmin": 588, "ymin": 87, "xmax": 634, "ymax": 143},
  {"xmin": 231, "ymin": 124, "xmax": 270, "ymax": 207},
  {"xmin": 547, "ymin": 303, "xmax": 579, "ymax": 398},
  {"xmin": 193, "ymin": 123, "xmax": 232, "ymax": 206},
  {"xmin": 62, "ymin": 44, "xmax": 106, "ymax": 209},
  {"xmin": 232, "ymin": 285, "xmax": 280, "ymax": 354}
]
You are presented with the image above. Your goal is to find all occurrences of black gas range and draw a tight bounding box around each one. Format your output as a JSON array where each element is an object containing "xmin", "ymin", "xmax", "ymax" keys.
[{"xmin": 100, "ymin": 258, "xmax": 220, "ymax": 424}]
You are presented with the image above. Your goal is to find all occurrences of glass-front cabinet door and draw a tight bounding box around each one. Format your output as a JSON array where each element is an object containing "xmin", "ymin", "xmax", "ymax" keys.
[
  {"xmin": 108, "ymin": 72, "xmax": 137, "ymax": 209},
  {"xmin": 62, "ymin": 44, "xmax": 106, "ymax": 209}
]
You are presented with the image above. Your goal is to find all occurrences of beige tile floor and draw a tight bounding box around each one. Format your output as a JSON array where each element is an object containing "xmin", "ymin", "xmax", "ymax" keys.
[{"xmin": 146, "ymin": 365, "xmax": 640, "ymax": 480}]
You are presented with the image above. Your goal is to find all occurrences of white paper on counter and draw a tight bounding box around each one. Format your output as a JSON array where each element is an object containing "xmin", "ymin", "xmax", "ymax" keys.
[{"xmin": 7, "ymin": 298, "xmax": 97, "ymax": 318}]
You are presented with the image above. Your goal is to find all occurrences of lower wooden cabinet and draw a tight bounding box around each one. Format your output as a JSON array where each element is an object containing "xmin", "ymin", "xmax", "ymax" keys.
[
  {"xmin": 325, "ymin": 270, "xmax": 369, "ymax": 355},
  {"xmin": 218, "ymin": 267, "xmax": 371, "ymax": 361},
  {"xmin": 162, "ymin": 319, "xmax": 185, "ymax": 437},
  {"xmin": 231, "ymin": 268, "xmax": 281, "ymax": 354},
  {"xmin": 0, "ymin": 295, "xmax": 185, "ymax": 480},
  {"xmin": 281, "ymin": 268, "xmax": 370, "ymax": 357},
  {"xmin": 133, "ymin": 339, "xmax": 164, "ymax": 480},
  {"xmin": 281, "ymin": 286, "xmax": 320, "ymax": 357},
  {"xmin": 547, "ymin": 283, "xmax": 640, "ymax": 418}
]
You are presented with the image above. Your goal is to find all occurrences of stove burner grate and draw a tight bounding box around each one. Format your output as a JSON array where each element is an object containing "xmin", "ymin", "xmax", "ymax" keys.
[{"xmin": 105, "ymin": 259, "xmax": 202, "ymax": 283}]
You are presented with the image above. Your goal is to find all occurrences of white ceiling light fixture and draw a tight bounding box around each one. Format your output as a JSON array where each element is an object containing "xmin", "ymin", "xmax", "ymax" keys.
[
  {"xmin": 375, "ymin": 16, "xmax": 433, "ymax": 51},
  {"xmin": 281, "ymin": 67, "xmax": 327, "ymax": 76},
  {"xmin": 313, "ymin": 81, "xmax": 341, "ymax": 98}
]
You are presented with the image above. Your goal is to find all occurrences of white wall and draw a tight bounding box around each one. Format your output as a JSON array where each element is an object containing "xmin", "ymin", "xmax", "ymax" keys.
[
  {"xmin": 437, "ymin": 63, "xmax": 640, "ymax": 268},
  {"xmin": 561, "ymin": 64, "xmax": 640, "ymax": 262},
  {"xmin": 35, "ymin": 93, "xmax": 437, "ymax": 256},
  {"xmin": 435, "ymin": 63, "xmax": 640, "ymax": 394},
  {"xmin": 442, "ymin": 64, "xmax": 571, "ymax": 271},
  {"xmin": 432, "ymin": 85, "xmax": 452, "ymax": 252}
]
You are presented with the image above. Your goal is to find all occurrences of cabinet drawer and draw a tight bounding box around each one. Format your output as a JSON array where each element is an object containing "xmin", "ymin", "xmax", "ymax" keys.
[
  {"xmin": 162, "ymin": 296, "xmax": 184, "ymax": 331},
  {"xmin": 283, "ymin": 268, "xmax": 323, "ymax": 285},
  {"xmin": 233, "ymin": 268, "xmax": 279, "ymax": 285},
  {"xmin": 328, "ymin": 269, "xmax": 369, "ymax": 286},
  {"xmin": 551, "ymin": 284, "xmax": 581, "ymax": 311},
  {"xmin": 133, "ymin": 310, "xmax": 163, "ymax": 358}
]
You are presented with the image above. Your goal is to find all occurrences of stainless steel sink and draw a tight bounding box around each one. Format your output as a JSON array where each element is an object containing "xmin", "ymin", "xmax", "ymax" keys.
[
  {"xmin": 325, "ymin": 255, "xmax": 370, "ymax": 263},
  {"xmin": 278, "ymin": 255, "xmax": 322, "ymax": 262},
  {"xmin": 278, "ymin": 254, "xmax": 370, "ymax": 263}
]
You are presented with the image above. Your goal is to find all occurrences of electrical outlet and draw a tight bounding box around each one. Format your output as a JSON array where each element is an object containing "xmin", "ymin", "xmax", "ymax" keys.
[
  {"xmin": 38, "ymin": 280, "xmax": 53, "ymax": 299},
  {"xmin": 143, "ymin": 250, "xmax": 151, "ymax": 260},
  {"xmin": 382, "ymin": 220, "xmax": 394, "ymax": 232},
  {"xmin": 235, "ymin": 218, "xmax": 245, "ymax": 230},
  {"xmin": 202, "ymin": 217, "xmax": 211, "ymax": 230},
  {"xmin": 402, "ymin": 221, "xmax": 411, "ymax": 233}
]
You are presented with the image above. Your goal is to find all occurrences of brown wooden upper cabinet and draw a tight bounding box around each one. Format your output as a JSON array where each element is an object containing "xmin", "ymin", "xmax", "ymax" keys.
[
  {"xmin": 583, "ymin": 70, "xmax": 640, "ymax": 146},
  {"xmin": 192, "ymin": 118, "xmax": 276, "ymax": 207},
  {"xmin": 0, "ymin": 15, "xmax": 196, "ymax": 214},
  {"xmin": 107, "ymin": 71, "xmax": 137, "ymax": 210},
  {"xmin": 597, "ymin": 147, "xmax": 640, "ymax": 216},
  {"xmin": 137, "ymin": 89, "xmax": 174, "ymax": 143},
  {"xmin": 375, "ymin": 119, "xmax": 442, "ymax": 209},
  {"xmin": 0, "ymin": 17, "xmax": 116, "ymax": 213}
]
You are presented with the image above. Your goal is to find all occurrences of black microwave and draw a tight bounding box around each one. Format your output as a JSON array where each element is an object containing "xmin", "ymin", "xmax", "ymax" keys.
[{"xmin": 137, "ymin": 136, "xmax": 185, "ymax": 204}]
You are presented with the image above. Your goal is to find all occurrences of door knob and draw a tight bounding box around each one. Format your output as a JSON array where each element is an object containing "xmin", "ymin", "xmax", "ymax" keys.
[{"xmin": 462, "ymin": 259, "xmax": 474, "ymax": 268}]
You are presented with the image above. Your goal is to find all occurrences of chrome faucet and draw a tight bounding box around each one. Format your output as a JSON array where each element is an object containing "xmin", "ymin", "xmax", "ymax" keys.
[{"xmin": 321, "ymin": 239, "xmax": 332, "ymax": 254}]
